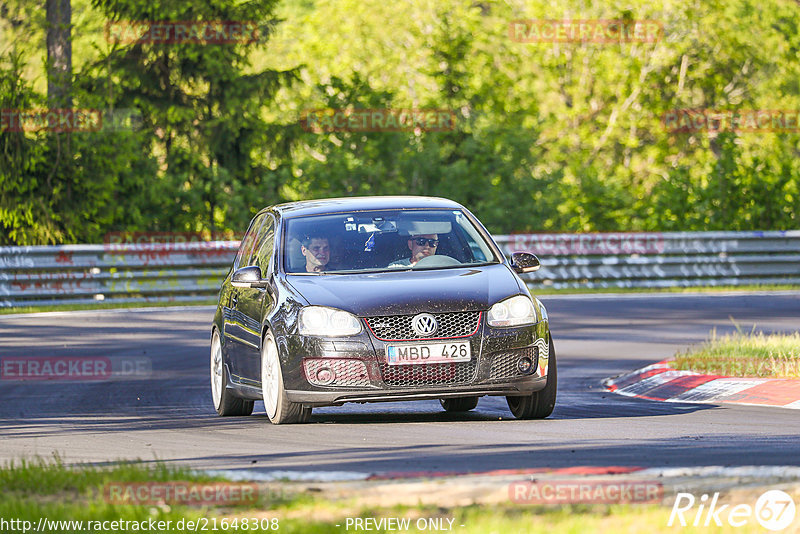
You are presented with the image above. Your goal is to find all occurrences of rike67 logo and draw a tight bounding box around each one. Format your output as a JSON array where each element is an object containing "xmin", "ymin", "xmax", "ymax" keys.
[{"xmin": 669, "ymin": 490, "xmax": 796, "ymax": 531}]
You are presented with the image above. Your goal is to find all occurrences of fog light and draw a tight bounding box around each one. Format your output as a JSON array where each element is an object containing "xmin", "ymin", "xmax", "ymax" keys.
[
  {"xmin": 517, "ymin": 357, "xmax": 533, "ymax": 374},
  {"xmin": 316, "ymin": 367, "xmax": 335, "ymax": 385}
]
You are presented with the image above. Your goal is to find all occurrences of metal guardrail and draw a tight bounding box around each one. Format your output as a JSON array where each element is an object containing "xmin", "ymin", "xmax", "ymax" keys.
[
  {"xmin": 496, "ymin": 231, "xmax": 800, "ymax": 289},
  {"xmin": 0, "ymin": 242, "xmax": 238, "ymax": 308},
  {"xmin": 1, "ymin": 231, "xmax": 799, "ymax": 307}
]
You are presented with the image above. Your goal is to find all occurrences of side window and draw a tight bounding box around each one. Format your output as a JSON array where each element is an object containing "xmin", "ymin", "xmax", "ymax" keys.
[
  {"xmin": 251, "ymin": 216, "xmax": 276, "ymax": 272},
  {"xmin": 234, "ymin": 213, "xmax": 265, "ymax": 269}
]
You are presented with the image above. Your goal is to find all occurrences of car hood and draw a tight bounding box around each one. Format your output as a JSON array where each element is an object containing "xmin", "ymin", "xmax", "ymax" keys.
[{"xmin": 285, "ymin": 263, "xmax": 524, "ymax": 316}]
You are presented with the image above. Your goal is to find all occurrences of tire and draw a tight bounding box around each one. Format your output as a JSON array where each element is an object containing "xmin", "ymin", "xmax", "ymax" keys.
[
  {"xmin": 506, "ymin": 338, "xmax": 557, "ymax": 420},
  {"xmin": 261, "ymin": 331, "xmax": 312, "ymax": 424},
  {"xmin": 439, "ymin": 396, "xmax": 479, "ymax": 412},
  {"xmin": 211, "ymin": 330, "xmax": 254, "ymax": 416}
]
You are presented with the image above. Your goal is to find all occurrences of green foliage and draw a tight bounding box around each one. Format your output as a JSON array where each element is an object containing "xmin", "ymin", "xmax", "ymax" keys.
[
  {"xmin": 0, "ymin": 51, "xmax": 48, "ymax": 243},
  {"xmin": 87, "ymin": 0, "xmax": 299, "ymax": 234},
  {"xmin": 1, "ymin": 0, "xmax": 799, "ymax": 244},
  {"xmin": 267, "ymin": 0, "xmax": 800, "ymax": 234},
  {"xmin": 0, "ymin": 48, "xmax": 156, "ymax": 244}
]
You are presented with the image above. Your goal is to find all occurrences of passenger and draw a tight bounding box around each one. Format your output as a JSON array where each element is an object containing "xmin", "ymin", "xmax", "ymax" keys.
[
  {"xmin": 388, "ymin": 233, "xmax": 438, "ymax": 268},
  {"xmin": 301, "ymin": 234, "xmax": 331, "ymax": 272}
]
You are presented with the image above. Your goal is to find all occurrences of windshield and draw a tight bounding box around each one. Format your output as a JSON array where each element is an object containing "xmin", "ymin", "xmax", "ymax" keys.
[{"xmin": 283, "ymin": 209, "xmax": 500, "ymax": 274}]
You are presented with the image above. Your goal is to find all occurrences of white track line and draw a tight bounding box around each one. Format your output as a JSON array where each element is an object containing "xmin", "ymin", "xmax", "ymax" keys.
[
  {"xmin": 1, "ymin": 305, "xmax": 216, "ymax": 319},
  {"xmin": 204, "ymin": 469, "xmax": 372, "ymax": 482}
]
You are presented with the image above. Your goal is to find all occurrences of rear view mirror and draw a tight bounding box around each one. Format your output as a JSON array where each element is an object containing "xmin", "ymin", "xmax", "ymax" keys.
[
  {"xmin": 357, "ymin": 218, "xmax": 398, "ymax": 233},
  {"xmin": 510, "ymin": 252, "xmax": 540, "ymax": 274},
  {"xmin": 398, "ymin": 220, "xmax": 452, "ymax": 236},
  {"xmin": 231, "ymin": 266, "xmax": 268, "ymax": 288}
]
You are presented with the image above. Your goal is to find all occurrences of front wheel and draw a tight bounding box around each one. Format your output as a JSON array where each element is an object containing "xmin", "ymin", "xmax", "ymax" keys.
[
  {"xmin": 439, "ymin": 397, "xmax": 479, "ymax": 412},
  {"xmin": 506, "ymin": 338, "xmax": 557, "ymax": 420},
  {"xmin": 211, "ymin": 330, "xmax": 254, "ymax": 416},
  {"xmin": 261, "ymin": 332, "xmax": 312, "ymax": 424}
]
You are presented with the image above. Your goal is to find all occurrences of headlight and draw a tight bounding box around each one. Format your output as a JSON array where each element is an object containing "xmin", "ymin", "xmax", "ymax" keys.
[
  {"xmin": 298, "ymin": 306, "xmax": 362, "ymax": 336},
  {"xmin": 487, "ymin": 295, "xmax": 537, "ymax": 327}
]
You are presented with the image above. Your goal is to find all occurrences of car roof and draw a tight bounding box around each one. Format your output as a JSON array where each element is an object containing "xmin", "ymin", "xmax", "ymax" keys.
[{"xmin": 264, "ymin": 196, "xmax": 466, "ymax": 218}]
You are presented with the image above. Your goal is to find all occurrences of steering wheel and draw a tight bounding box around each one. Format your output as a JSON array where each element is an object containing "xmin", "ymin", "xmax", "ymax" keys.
[{"xmin": 413, "ymin": 255, "xmax": 461, "ymax": 268}]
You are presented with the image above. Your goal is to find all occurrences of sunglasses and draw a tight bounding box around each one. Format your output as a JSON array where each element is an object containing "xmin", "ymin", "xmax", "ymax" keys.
[{"xmin": 412, "ymin": 237, "xmax": 439, "ymax": 247}]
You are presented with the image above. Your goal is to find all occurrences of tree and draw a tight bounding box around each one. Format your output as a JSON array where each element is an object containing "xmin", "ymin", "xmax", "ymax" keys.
[
  {"xmin": 90, "ymin": 0, "xmax": 299, "ymax": 234},
  {"xmin": 46, "ymin": 0, "xmax": 72, "ymax": 108}
]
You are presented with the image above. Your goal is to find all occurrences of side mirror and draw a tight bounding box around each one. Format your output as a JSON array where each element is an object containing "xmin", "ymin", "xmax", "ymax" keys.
[
  {"xmin": 510, "ymin": 252, "xmax": 540, "ymax": 274},
  {"xmin": 231, "ymin": 266, "xmax": 268, "ymax": 288}
]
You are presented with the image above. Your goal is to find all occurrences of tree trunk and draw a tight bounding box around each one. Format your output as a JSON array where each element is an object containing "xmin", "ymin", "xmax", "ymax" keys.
[{"xmin": 46, "ymin": 0, "xmax": 72, "ymax": 109}]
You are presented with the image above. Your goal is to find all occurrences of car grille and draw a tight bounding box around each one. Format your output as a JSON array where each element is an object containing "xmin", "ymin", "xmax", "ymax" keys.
[
  {"xmin": 365, "ymin": 311, "xmax": 481, "ymax": 341},
  {"xmin": 380, "ymin": 360, "xmax": 478, "ymax": 387},
  {"xmin": 303, "ymin": 358, "xmax": 370, "ymax": 387},
  {"xmin": 488, "ymin": 346, "xmax": 539, "ymax": 380}
]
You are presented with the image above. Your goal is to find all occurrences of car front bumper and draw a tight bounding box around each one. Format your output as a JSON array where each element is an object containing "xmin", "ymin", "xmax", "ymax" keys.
[
  {"xmin": 279, "ymin": 316, "xmax": 551, "ymax": 407},
  {"xmin": 286, "ymin": 374, "xmax": 548, "ymax": 406}
]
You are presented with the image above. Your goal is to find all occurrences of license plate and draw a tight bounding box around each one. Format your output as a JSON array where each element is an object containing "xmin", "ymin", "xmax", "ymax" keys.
[{"xmin": 385, "ymin": 342, "xmax": 471, "ymax": 365}]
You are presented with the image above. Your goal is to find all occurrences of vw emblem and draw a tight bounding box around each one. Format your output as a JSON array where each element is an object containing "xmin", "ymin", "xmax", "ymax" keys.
[{"xmin": 411, "ymin": 313, "xmax": 438, "ymax": 337}]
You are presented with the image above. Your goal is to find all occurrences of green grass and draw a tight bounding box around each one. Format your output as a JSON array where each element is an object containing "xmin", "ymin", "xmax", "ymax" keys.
[
  {"xmin": 429, "ymin": 504, "xmax": 747, "ymax": 533},
  {"xmin": 530, "ymin": 283, "xmax": 800, "ymax": 295},
  {"xmin": 2, "ymin": 457, "xmax": 784, "ymax": 533},
  {"xmin": 0, "ymin": 457, "xmax": 774, "ymax": 533},
  {"xmin": 0, "ymin": 299, "xmax": 216, "ymax": 315},
  {"xmin": 673, "ymin": 327, "xmax": 800, "ymax": 378},
  {"xmin": 0, "ymin": 455, "xmax": 222, "ymax": 495},
  {"xmin": 281, "ymin": 503, "xmax": 751, "ymax": 534},
  {"xmin": 0, "ymin": 456, "xmax": 298, "ymax": 533}
]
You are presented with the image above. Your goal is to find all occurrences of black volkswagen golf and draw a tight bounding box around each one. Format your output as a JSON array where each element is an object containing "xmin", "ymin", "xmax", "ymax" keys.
[{"xmin": 211, "ymin": 196, "xmax": 556, "ymax": 424}]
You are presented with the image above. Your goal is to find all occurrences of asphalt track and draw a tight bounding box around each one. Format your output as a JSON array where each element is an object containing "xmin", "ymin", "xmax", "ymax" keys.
[{"xmin": 1, "ymin": 292, "xmax": 799, "ymax": 477}]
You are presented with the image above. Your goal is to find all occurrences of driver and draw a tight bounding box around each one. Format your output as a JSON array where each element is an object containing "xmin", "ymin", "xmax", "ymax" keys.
[
  {"xmin": 388, "ymin": 233, "xmax": 438, "ymax": 268},
  {"xmin": 301, "ymin": 234, "xmax": 331, "ymax": 272}
]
